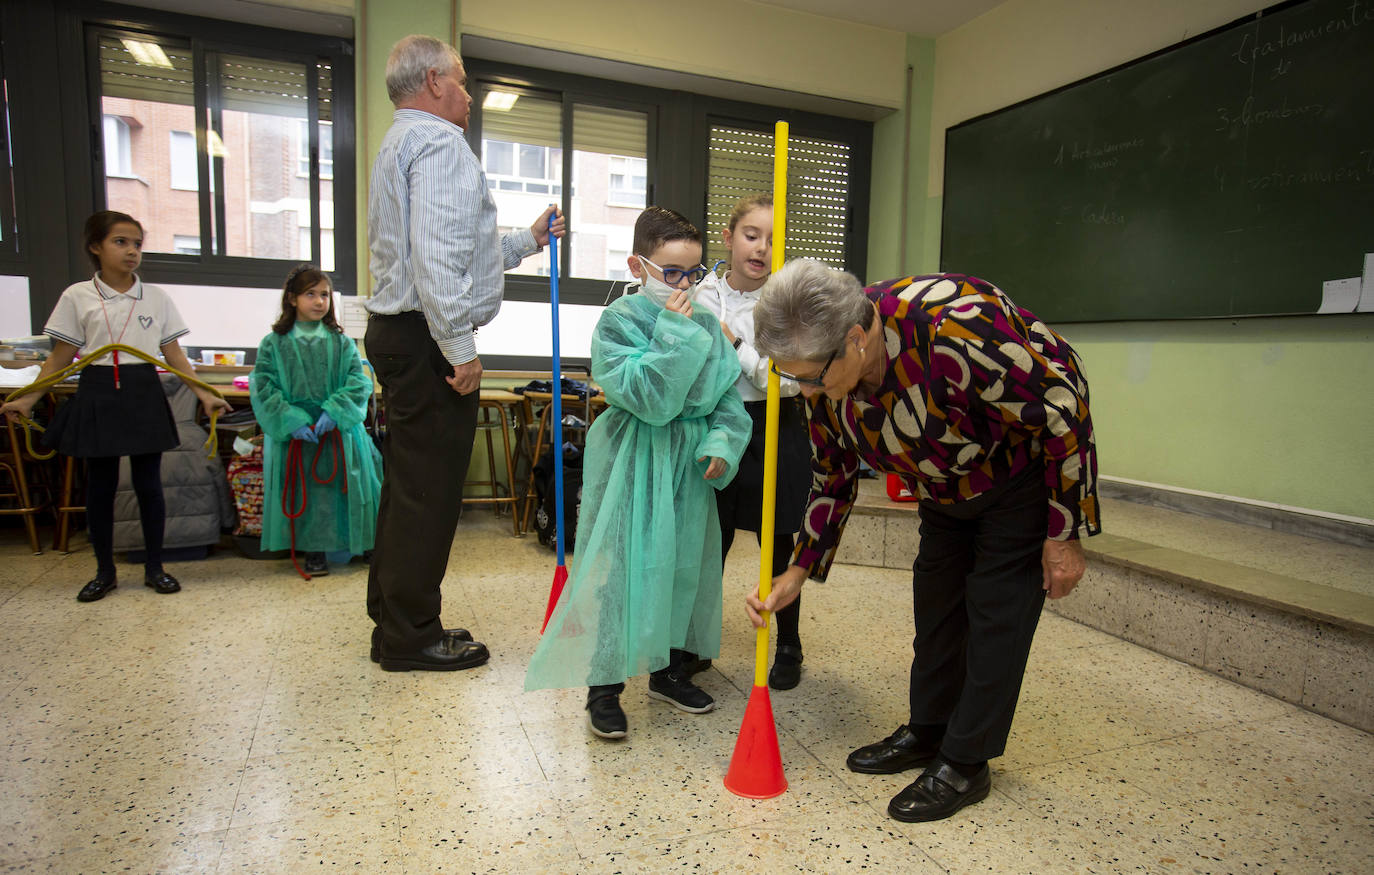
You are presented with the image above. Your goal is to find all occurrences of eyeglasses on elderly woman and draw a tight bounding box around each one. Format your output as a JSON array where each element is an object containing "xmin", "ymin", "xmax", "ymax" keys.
[{"xmin": 770, "ymin": 347, "xmax": 839, "ymax": 388}]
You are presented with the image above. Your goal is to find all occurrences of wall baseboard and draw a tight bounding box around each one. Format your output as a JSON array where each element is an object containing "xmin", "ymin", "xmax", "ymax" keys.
[{"xmin": 1099, "ymin": 476, "xmax": 1374, "ymax": 549}]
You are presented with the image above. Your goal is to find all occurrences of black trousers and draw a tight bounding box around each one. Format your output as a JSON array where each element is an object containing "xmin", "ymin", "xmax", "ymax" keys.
[
  {"xmin": 909, "ymin": 463, "xmax": 1048, "ymax": 763},
  {"xmin": 721, "ymin": 525, "xmax": 801, "ymax": 645},
  {"xmin": 365, "ymin": 313, "xmax": 479, "ymax": 654}
]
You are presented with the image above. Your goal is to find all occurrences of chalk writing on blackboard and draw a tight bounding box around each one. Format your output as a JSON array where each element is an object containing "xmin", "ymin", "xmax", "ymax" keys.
[
  {"xmin": 1215, "ymin": 96, "xmax": 1325, "ymax": 133},
  {"xmin": 1246, "ymin": 150, "xmax": 1373, "ymax": 190},
  {"xmin": 1053, "ymin": 138, "xmax": 1145, "ymax": 167},
  {"xmin": 1230, "ymin": 1, "xmax": 1374, "ymax": 67}
]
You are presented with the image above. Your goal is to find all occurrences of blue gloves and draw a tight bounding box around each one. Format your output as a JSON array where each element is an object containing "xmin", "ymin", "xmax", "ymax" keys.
[
  {"xmin": 313, "ymin": 411, "xmax": 336, "ymax": 437},
  {"xmin": 291, "ymin": 425, "xmax": 317, "ymax": 443}
]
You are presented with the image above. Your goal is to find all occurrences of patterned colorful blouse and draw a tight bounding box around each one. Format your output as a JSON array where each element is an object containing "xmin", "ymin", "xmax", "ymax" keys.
[{"xmin": 792, "ymin": 274, "xmax": 1100, "ymax": 582}]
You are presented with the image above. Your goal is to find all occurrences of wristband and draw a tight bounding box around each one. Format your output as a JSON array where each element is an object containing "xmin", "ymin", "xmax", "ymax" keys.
[{"xmin": 732, "ymin": 336, "xmax": 743, "ymax": 349}]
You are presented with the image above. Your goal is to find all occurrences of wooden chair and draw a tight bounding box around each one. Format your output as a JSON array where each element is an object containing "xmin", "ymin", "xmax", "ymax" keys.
[
  {"xmin": 462, "ymin": 390, "xmax": 524, "ymax": 537},
  {"xmin": 52, "ymin": 454, "xmax": 85, "ymax": 553},
  {"xmin": 0, "ymin": 419, "xmax": 49, "ymax": 554}
]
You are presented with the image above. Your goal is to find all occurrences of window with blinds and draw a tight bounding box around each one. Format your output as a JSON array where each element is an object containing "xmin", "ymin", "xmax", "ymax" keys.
[
  {"xmin": 95, "ymin": 31, "xmax": 340, "ymax": 272},
  {"xmin": 705, "ymin": 125, "xmax": 851, "ymax": 270},
  {"xmin": 476, "ymin": 82, "xmax": 650, "ymax": 283}
]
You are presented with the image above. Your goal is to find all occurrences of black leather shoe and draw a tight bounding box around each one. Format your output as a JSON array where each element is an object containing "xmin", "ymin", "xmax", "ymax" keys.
[
  {"xmin": 380, "ymin": 635, "xmax": 489, "ymax": 672},
  {"xmin": 144, "ymin": 571, "xmax": 182, "ymax": 594},
  {"xmin": 77, "ymin": 576, "xmax": 117, "ymax": 602},
  {"xmin": 768, "ymin": 644, "xmax": 803, "ymax": 691},
  {"xmin": 888, "ymin": 759, "xmax": 991, "ymax": 822},
  {"xmin": 303, "ymin": 553, "xmax": 329, "ymax": 576},
  {"xmin": 846, "ymin": 725, "xmax": 941, "ymax": 774},
  {"xmin": 370, "ymin": 627, "xmax": 472, "ymax": 663}
]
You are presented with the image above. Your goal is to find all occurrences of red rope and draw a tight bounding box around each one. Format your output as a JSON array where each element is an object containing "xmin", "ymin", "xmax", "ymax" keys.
[{"xmin": 281, "ymin": 428, "xmax": 347, "ymax": 580}]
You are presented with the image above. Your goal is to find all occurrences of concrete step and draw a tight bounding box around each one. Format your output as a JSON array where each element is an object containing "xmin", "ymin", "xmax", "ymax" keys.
[{"xmin": 839, "ymin": 478, "xmax": 1374, "ymax": 733}]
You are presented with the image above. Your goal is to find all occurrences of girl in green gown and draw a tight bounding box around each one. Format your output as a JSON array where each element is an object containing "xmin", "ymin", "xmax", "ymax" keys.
[{"xmin": 250, "ymin": 265, "xmax": 382, "ymax": 577}]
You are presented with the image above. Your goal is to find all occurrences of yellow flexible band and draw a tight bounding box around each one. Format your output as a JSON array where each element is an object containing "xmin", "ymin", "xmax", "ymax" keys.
[{"xmin": 3, "ymin": 343, "xmax": 227, "ymax": 460}]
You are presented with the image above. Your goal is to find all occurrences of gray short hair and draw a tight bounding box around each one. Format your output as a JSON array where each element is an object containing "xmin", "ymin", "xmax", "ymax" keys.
[
  {"xmin": 754, "ymin": 258, "xmax": 871, "ymax": 363},
  {"xmin": 386, "ymin": 35, "xmax": 462, "ymax": 105}
]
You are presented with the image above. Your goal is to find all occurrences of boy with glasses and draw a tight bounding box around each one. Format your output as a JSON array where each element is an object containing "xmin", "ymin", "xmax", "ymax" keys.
[{"xmin": 525, "ymin": 206, "xmax": 750, "ymax": 740}]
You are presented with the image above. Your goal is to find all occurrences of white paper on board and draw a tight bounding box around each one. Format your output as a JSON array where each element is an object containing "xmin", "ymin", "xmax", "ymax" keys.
[
  {"xmin": 338, "ymin": 296, "xmax": 369, "ymax": 339},
  {"xmin": 1318, "ymin": 278, "xmax": 1361, "ymax": 314},
  {"xmin": 1358, "ymin": 254, "xmax": 1374, "ymax": 313}
]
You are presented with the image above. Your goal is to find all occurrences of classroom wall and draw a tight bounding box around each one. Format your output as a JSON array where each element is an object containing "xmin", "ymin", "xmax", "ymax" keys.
[
  {"xmin": 354, "ymin": 0, "xmax": 913, "ymax": 358},
  {"xmin": 459, "ymin": 0, "xmax": 907, "ymax": 110},
  {"xmin": 866, "ymin": 34, "xmax": 936, "ymax": 281},
  {"xmin": 926, "ymin": 0, "xmax": 1374, "ymax": 521}
]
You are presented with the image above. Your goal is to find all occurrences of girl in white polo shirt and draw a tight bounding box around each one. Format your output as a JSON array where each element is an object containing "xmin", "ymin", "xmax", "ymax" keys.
[
  {"xmin": 1, "ymin": 211, "xmax": 230, "ymax": 602},
  {"xmin": 694, "ymin": 194, "xmax": 812, "ymax": 690}
]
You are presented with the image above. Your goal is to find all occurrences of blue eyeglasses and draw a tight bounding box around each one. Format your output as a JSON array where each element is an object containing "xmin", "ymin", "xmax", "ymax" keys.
[
  {"xmin": 770, "ymin": 347, "xmax": 839, "ymax": 388},
  {"xmin": 640, "ymin": 255, "xmax": 710, "ymax": 286}
]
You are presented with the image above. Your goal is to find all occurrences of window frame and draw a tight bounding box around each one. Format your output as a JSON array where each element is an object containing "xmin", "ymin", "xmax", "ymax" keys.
[
  {"xmin": 0, "ymin": 34, "xmax": 20, "ymax": 263},
  {"xmin": 466, "ymin": 62, "xmax": 663, "ymax": 308},
  {"xmin": 463, "ymin": 55, "xmax": 871, "ymax": 321},
  {"xmin": 71, "ymin": 3, "xmax": 355, "ymax": 292}
]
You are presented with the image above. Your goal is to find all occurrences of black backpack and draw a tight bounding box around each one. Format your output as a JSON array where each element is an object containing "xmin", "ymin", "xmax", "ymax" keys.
[{"xmin": 532, "ymin": 442, "xmax": 582, "ymax": 552}]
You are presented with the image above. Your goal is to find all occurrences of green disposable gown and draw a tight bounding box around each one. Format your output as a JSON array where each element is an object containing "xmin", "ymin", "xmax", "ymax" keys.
[
  {"xmin": 525, "ymin": 293, "xmax": 750, "ymax": 691},
  {"xmin": 249, "ymin": 321, "xmax": 382, "ymax": 555}
]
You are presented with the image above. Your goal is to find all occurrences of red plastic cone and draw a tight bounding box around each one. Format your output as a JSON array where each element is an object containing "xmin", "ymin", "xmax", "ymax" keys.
[
  {"xmin": 723, "ymin": 684, "xmax": 787, "ymax": 799},
  {"xmin": 540, "ymin": 564, "xmax": 568, "ymax": 634}
]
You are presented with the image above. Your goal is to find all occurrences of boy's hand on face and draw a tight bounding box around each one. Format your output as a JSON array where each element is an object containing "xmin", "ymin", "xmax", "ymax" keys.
[
  {"xmin": 664, "ymin": 289, "xmax": 693, "ymax": 319},
  {"xmin": 700, "ymin": 456, "xmax": 725, "ymax": 479}
]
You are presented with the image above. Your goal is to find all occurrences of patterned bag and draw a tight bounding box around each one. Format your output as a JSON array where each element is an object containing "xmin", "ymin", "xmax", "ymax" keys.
[{"xmin": 227, "ymin": 441, "xmax": 266, "ymax": 536}]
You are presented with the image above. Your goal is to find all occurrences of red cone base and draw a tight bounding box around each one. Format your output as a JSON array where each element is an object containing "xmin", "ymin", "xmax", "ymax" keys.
[
  {"xmin": 540, "ymin": 565, "xmax": 568, "ymax": 634},
  {"xmin": 724, "ymin": 684, "xmax": 787, "ymax": 798}
]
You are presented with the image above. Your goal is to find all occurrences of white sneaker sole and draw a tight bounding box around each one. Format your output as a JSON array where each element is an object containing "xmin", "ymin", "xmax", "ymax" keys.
[
  {"xmin": 587, "ymin": 712, "xmax": 627, "ymax": 739},
  {"xmin": 647, "ymin": 689, "xmax": 715, "ymax": 714}
]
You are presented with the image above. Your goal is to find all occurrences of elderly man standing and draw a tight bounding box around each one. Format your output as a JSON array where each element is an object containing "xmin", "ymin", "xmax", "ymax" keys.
[{"xmin": 365, "ymin": 34, "xmax": 563, "ymax": 671}]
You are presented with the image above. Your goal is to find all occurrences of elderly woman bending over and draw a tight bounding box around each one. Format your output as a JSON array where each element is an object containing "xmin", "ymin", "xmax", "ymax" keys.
[{"xmin": 745, "ymin": 259, "xmax": 1100, "ymax": 823}]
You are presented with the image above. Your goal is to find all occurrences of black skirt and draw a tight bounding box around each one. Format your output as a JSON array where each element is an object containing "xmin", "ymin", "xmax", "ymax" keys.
[
  {"xmin": 716, "ymin": 396, "xmax": 811, "ymax": 534},
  {"xmin": 43, "ymin": 364, "xmax": 179, "ymax": 458}
]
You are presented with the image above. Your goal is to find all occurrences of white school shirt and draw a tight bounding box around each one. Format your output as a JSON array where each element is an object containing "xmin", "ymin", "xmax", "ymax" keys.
[
  {"xmin": 694, "ymin": 271, "xmax": 799, "ymax": 403},
  {"xmin": 44, "ymin": 274, "xmax": 190, "ymax": 366}
]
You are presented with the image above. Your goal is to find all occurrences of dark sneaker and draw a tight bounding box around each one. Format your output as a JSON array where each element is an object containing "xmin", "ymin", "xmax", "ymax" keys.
[
  {"xmin": 303, "ymin": 553, "xmax": 329, "ymax": 576},
  {"xmin": 586, "ymin": 690, "xmax": 628, "ymax": 739},
  {"xmin": 648, "ymin": 670, "xmax": 715, "ymax": 714}
]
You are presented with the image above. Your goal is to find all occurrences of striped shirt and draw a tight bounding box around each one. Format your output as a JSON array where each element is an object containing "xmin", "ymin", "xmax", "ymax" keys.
[
  {"xmin": 366, "ymin": 108, "xmax": 538, "ymax": 365},
  {"xmin": 794, "ymin": 274, "xmax": 1100, "ymax": 582}
]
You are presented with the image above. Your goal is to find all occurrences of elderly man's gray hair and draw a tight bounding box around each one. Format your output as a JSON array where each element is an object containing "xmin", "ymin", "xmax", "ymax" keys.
[
  {"xmin": 754, "ymin": 258, "xmax": 871, "ymax": 364},
  {"xmin": 386, "ymin": 35, "xmax": 462, "ymax": 105}
]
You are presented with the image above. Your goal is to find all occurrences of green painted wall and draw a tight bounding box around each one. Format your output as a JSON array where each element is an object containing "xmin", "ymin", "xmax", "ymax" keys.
[
  {"xmin": 354, "ymin": 0, "xmax": 458, "ymax": 294},
  {"xmin": 1063, "ymin": 314, "xmax": 1374, "ymax": 519},
  {"xmin": 866, "ymin": 35, "xmax": 936, "ymax": 282}
]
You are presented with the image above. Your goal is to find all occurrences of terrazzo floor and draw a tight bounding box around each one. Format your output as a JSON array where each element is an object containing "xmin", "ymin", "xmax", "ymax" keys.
[{"xmin": 1, "ymin": 509, "xmax": 1371, "ymax": 873}]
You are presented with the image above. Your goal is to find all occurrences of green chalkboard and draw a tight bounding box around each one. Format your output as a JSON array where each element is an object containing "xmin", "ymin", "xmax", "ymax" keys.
[{"xmin": 940, "ymin": 0, "xmax": 1374, "ymax": 321}]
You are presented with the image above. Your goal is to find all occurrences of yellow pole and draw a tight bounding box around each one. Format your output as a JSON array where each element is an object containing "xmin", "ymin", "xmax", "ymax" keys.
[{"xmin": 755, "ymin": 121, "xmax": 787, "ymax": 688}]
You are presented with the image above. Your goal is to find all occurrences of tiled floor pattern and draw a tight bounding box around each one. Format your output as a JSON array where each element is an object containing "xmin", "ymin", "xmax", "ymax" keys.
[{"xmin": 1, "ymin": 511, "xmax": 1370, "ymax": 873}]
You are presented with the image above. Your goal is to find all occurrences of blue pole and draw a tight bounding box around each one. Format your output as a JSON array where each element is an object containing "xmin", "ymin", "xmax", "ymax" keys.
[{"xmin": 549, "ymin": 212, "xmax": 565, "ymax": 568}]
